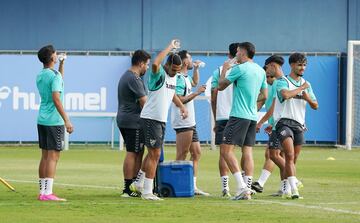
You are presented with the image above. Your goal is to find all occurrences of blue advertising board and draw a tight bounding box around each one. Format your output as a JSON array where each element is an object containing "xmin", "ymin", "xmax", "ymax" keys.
[{"xmin": 0, "ymin": 54, "xmax": 338, "ymax": 143}]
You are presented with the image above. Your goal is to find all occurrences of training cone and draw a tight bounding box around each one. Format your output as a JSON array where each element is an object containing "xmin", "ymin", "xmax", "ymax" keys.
[{"xmin": 326, "ymin": 157, "xmax": 336, "ymax": 161}]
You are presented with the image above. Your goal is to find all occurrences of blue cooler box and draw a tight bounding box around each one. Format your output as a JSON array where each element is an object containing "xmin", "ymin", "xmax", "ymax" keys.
[{"xmin": 157, "ymin": 161, "xmax": 194, "ymax": 197}]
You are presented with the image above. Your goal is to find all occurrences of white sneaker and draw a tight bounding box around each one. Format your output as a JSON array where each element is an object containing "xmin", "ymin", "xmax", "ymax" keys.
[
  {"xmin": 194, "ymin": 188, "xmax": 210, "ymax": 196},
  {"xmin": 141, "ymin": 193, "xmax": 163, "ymax": 201},
  {"xmin": 231, "ymin": 188, "xmax": 251, "ymax": 200},
  {"xmin": 129, "ymin": 182, "xmax": 143, "ymax": 194}
]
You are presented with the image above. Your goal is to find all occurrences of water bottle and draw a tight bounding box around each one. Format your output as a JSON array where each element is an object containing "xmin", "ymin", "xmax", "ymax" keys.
[
  {"xmin": 58, "ymin": 53, "xmax": 67, "ymax": 62},
  {"xmin": 198, "ymin": 61, "xmax": 206, "ymax": 68},
  {"xmin": 173, "ymin": 39, "xmax": 181, "ymax": 49}
]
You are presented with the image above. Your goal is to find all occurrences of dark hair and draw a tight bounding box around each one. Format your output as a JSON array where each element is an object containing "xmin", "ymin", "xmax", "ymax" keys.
[
  {"xmin": 37, "ymin": 45, "xmax": 56, "ymax": 64},
  {"xmin": 265, "ymin": 55, "xmax": 284, "ymax": 66},
  {"xmin": 263, "ymin": 65, "xmax": 267, "ymax": 71},
  {"xmin": 166, "ymin": 53, "xmax": 182, "ymax": 66},
  {"xmin": 238, "ymin": 42, "xmax": 255, "ymax": 59},
  {"xmin": 229, "ymin": 42, "xmax": 240, "ymax": 58},
  {"xmin": 131, "ymin": 50, "xmax": 151, "ymax": 66},
  {"xmin": 178, "ymin": 50, "xmax": 189, "ymax": 61},
  {"xmin": 289, "ymin": 53, "xmax": 307, "ymax": 64}
]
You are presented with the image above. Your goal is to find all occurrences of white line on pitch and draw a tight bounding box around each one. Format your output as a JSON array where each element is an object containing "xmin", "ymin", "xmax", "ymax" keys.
[
  {"xmin": 253, "ymin": 199, "xmax": 360, "ymax": 216},
  {"xmin": 6, "ymin": 179, "xmax": 120, "ymax": 190}
]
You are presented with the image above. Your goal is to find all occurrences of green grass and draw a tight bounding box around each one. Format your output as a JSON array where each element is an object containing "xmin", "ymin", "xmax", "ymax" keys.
[{"xmin": 1, "ymin": 145, "xmax": 360, "ymax": 223}]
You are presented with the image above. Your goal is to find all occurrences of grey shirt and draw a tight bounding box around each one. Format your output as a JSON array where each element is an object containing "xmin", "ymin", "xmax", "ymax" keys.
[{"xmin": 116, "ymin": 70, "xmax": 147, "ymax": 129}]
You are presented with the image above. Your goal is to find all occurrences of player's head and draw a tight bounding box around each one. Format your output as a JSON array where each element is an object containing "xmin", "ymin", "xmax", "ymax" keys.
[
  {"xmin": 165, "ymin": 53, "xmax": 182, "ymax": 76},
  {"xmin": 265, "ymin": 54, "xmax": 284, "ymax": 78},
  {"xmin": 178, "ymin": 50, "xmax": 193, "ymax": 70},
  {"xmin": 228, "ymin": 42, "xmax": 240, "ymax": 59},
  {"xmin": 237, "ymin": 42, "xmax": 255, "ymax": 62},
  {"xmin": 263, "ymin": 64, "xmax": 275, "ymax": 85},
  {"xmin": 38, "ymin": 45, "xmax": 57, "ymax": 66},
  {"xmin": 131, "ymin": 50, "xmax": 151, "ymax": 76},
  {"xmin": 289, "ymin": 53, "xmax": 307, "ymax": 76}
]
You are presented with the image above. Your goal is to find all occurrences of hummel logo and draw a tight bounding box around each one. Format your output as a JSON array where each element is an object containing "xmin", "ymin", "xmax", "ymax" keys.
[{"xmin": 150, "ymin": 139, "xmax": 156, "ymax": 146}]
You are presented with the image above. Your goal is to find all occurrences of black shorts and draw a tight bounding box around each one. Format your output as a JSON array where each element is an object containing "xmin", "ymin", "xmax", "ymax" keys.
[
  {"xmin": 215, "ymin": 120, "xmax": 228, "ymax": 145},
  {"xmin": 275, "ymin": 118, "xmax": 305, "ymax": 146},
  {"xmin": 120, "ymin": 128, "xmax": 145, "ymax": 153},
  {"xmin": 222, "ymin": 117, "xmax": 257, "ymax": 147},
  {"xmin": 141, "ymin": 118, "xmax": 166, "ymax": 149},
  {"xmin": 174, "ymin": 126, "xmax": 199, "ymax": 142},
  {"xmin": 268, "ymin": 130, "xmax": 281, "ymax": 150},
  {"xmin": 37, "ymin": 124, "xmax": 64, "ymax": 151}
]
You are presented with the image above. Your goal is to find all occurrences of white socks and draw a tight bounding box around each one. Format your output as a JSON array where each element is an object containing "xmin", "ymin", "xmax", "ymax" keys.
[
  {"xmin": 257, "ymin": 169, "xmax": 271, "ymax": 187},
  {"xmin": 135, "ymin": 169, "xmax": 145, "ymax": 187},
  {"xmin": 233, "ymin": 172, "xmax": 247, "ymax": 191},
  {"xmin": 244, "ymin": 176, "xmax": 253, "ymax": 189},
  {"xmin": 143, "ymin": 177, "xmax": 154, "ymax": 195},
  {"xmin": 288, "ymin": 176, "xmax": 298, "ymax": 192},
  {"xmin": 39, "ymin": 178, "xmax": 46, "ymax": 195},
  {"xmin": 221, "ymin": 176, "xmax": 229, "ymax": 191},
  {"xmin": 193, "ymin": 177, "xmax": 198, "ymax": 190},
  {"xmin": 44, "ymin": 178, "xmax": 54, "ymax": 195}
]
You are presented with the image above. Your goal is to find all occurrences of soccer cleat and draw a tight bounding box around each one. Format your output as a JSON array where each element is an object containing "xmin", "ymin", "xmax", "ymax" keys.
[
  {"xmin": 37, "ymin": 194, "xmax": 43, "ymax": 200},
  {"xmin": 141, "ymin": 193, "xmax": 163, "ymax": 201},
  {"xmin": 194, "ymin": 188, "xmax": 210, "ymax": 196},
  {"xmin": 231, "ymin": 188, "xmax": 251, "ymax": 200},
  {"xmin": 221, "ymin": 189, "xmax": 231, "ymax": 198},
  {"xmin": 39, "ymin": 194, "xmax": 66, "ymax": 201},
  {"xmin": 129, "ymin": 182, "xmax": 143, "ymax": 194},
  {"xmin": 281, "ymin": 192, "xmax": 292, "ymax": 199},
  {"xmin": 297, "ymin": 180, "xmax": 304, "ymax": 190},
  {"xmin": 121, "ymin": 190, "xmax": 140, "ymax": 198},
  {"xmin": 291, "ymin": 189, "xmax": 303, "ymax": 199},
  {"xmin": 270, "ymin": 190, "xmax": 283, "ymax": 197},
  {"xmin": 251, "ymin": 182, "xmax": 263, "ymax": 193}
]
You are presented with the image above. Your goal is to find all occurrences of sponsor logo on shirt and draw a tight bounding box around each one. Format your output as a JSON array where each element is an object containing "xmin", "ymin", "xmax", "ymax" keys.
[{"xmin": 166, "ymin": 82, "xmax": 176, "ymax": 90}]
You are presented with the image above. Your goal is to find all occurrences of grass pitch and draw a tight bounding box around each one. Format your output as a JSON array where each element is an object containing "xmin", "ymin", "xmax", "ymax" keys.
[{"xmin": 0, "ymin": 145, "xmax": 360, "ymax": 223}]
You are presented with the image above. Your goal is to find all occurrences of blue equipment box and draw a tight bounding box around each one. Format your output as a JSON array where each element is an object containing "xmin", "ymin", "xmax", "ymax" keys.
[{"xmin": 157, "ymin": 161, "xmax": 194, "ymax": 197}]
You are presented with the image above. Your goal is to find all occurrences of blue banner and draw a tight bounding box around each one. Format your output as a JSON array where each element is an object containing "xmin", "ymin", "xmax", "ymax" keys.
[{"xmin": 0, "ymin": 54, "xmax": 338, "ymax": 143}]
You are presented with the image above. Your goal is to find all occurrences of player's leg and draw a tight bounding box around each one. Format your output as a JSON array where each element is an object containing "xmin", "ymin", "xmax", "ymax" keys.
[
  {"xmin": 242, "ymin": 120, "xmax": 257, "ymax": 194},
  {"xmin": 40, "ymin": 125, "xmax": 66, "ymax": 201},
  {"xmin": 175, "ymin": 129, "xmax": 192, "ymax": 160},
  {"xmin": 189, "ymin": 127, "xmax": 209, "ymax": 196},
  {"xmin": 252, "ymin": 146, "xmax": 274, "ymax": 193},
  {"xmin": 139, "ymin": 119, "xmax": 165, "ymax": 200},
  {"xmin": 221, "ymin": 117, "xmax": 251, "ymax": 200},
  {"xmin": 216, "ymin": 120, "xmax": 231, "ymax": 197}
]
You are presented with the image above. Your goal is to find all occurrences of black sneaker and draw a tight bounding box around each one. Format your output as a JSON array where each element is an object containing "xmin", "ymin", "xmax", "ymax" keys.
[
  {"xmin": 251, "ymin": 182, "xmax": 263, "ymax": 193},
  {"xmin": 121, "ymin": 190, "xmax": 140, "ymax": 198}
]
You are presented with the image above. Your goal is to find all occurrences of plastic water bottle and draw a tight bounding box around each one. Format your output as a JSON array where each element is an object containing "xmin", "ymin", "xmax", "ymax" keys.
[
  {"xmin": 58, "ymin": 53, "xmax": 67, "ymax": 61},
  {"xmin": 173, "ymin": 39, "xmax": 181, "ymax": 49},
  {"xmin": 198, "ymin": 61, "xmax": 206, "ymax": 68}
]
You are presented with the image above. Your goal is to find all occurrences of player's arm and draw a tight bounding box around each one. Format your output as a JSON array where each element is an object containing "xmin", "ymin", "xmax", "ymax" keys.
[
  {"xmin": 138, "ymin": 96, "xmax": 147, "ymax": 108},
  {"xmin": 191, "ymin": 62, "xmax": 200, "ymax": 87},
  {"xmin": 152, "ymin": 40, "xmax": 177, "ymax": 74},
  {"xmin": 302, "ymin": 84, "xmax": 318, "ymax": 110},
  {"xmin": 178, "ymin": 85, "xmax": 206, "ymax": 104},
  {"xmin": 218, "ymin": 61, "xmax": 232, "ymax": 90},
  {"xmin": 281, "ymin": 81, "xmax": 309, "ymax": 100},
  {"xmin": 256, "ymin": 100, "xmax": 275, "ymax": 132},
  {"xmin": 257, "ymin": 89, "xmax": 268, "ymax": 111},
  {"xmin": 172, "ymin": 94, "xmax": 188, "ymax": 119},
  {"xmin": 52, "ymin": 92, "xmax": 73, "ymax": 134},
  {"xmin": 58, "ymin": 58, "xmax": 65, "ymax": 78},
  {"xmin": 257, "ymin": 73, "xmax": 268, "ymax": 110},
  {"xmin": 211, "ymin": 87, "xmax": 218, "ymax": 122}
]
